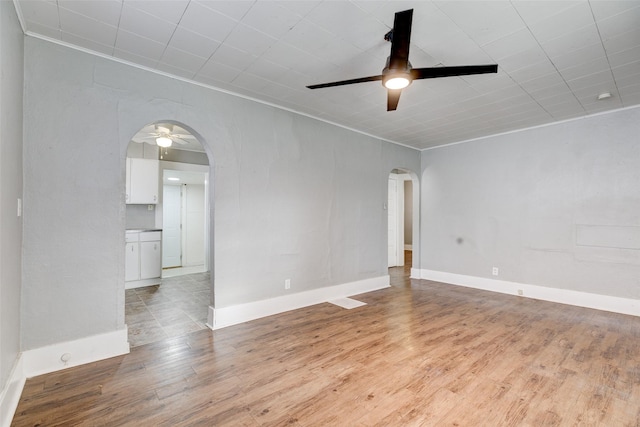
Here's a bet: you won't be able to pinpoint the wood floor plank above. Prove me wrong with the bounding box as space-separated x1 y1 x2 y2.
12 254 640 426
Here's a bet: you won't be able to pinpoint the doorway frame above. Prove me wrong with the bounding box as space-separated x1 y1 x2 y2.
160 165 210 274
387 168 420 277
123 119 215 333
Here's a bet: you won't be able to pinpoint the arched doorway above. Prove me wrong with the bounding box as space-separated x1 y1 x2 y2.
388 168 419 278
124 121 213 347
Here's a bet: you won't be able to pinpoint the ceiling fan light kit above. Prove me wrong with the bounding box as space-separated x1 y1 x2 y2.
383 76 411 90
155 136 172 147
307 9 498 111
382 58 413 89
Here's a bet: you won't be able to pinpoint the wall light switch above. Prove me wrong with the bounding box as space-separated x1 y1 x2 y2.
17 198 22 217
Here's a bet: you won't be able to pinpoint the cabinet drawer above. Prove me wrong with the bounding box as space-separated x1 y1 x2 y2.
139 231 161 241
125 232 139 243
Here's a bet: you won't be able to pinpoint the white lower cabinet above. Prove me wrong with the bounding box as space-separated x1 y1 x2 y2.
140 241 162 279
125 242 140 282
125 230 162 289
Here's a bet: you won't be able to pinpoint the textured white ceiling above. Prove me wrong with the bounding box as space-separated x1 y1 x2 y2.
14 0 640 150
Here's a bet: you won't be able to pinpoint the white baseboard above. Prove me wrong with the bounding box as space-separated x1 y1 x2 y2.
1 328 130 426
404 244 413 250
410 268 421 279
125 278 161 290
21 327 130 378
0 355 25 427
208 275 390 330
419 269 640 317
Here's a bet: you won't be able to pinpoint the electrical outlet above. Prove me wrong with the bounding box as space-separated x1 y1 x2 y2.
492 267 499 276
517 289 523 296
285 279 291 290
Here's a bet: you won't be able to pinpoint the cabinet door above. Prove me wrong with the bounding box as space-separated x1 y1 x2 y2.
140 241 162 279
129 158 159 204
125 242 140 281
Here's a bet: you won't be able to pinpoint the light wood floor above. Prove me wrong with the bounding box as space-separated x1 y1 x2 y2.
13 255 640 426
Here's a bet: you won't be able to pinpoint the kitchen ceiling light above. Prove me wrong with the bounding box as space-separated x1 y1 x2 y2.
597 92 612 100
156 136 172 147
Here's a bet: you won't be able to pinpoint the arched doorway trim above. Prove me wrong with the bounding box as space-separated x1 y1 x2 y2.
123 119 216 340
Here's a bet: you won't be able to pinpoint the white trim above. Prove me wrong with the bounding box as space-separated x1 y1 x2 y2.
410 268 421 280
404 244 413 250
0 355 25 427
419 269 640 317
1 328 130 425
11 0 27 34
420 104 640 152
125 278 161 290
21 328 130 378
208 276 390 330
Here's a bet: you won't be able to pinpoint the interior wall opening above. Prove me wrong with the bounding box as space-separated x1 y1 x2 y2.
124 121 212 347
388 169 419 276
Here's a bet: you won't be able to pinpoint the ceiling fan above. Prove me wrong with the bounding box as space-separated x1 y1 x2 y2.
307 9 498 111
131 124 196 148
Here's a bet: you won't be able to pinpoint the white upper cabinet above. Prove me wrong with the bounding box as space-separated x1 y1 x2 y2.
126 158 159 204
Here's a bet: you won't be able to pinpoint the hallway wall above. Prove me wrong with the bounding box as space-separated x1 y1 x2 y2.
0 0 24 403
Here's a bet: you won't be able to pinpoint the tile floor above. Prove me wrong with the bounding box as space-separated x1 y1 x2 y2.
125 271 211 347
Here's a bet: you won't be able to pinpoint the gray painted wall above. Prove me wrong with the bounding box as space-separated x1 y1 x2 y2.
161 149 209 165
125 205 157 230
421 106 640 298
22 38 419 350
0 1 24 389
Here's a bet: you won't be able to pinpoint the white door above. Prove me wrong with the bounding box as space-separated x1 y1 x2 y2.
182 184 205 266
162 185 182 268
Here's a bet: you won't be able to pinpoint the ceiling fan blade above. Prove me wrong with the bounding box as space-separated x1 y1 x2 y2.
307 75 383 89
387 89 402 111
132 139 155 145
137 136 157 142
171 137 191 145
171 134 196 140
411 64 498 80
388 9 413 71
